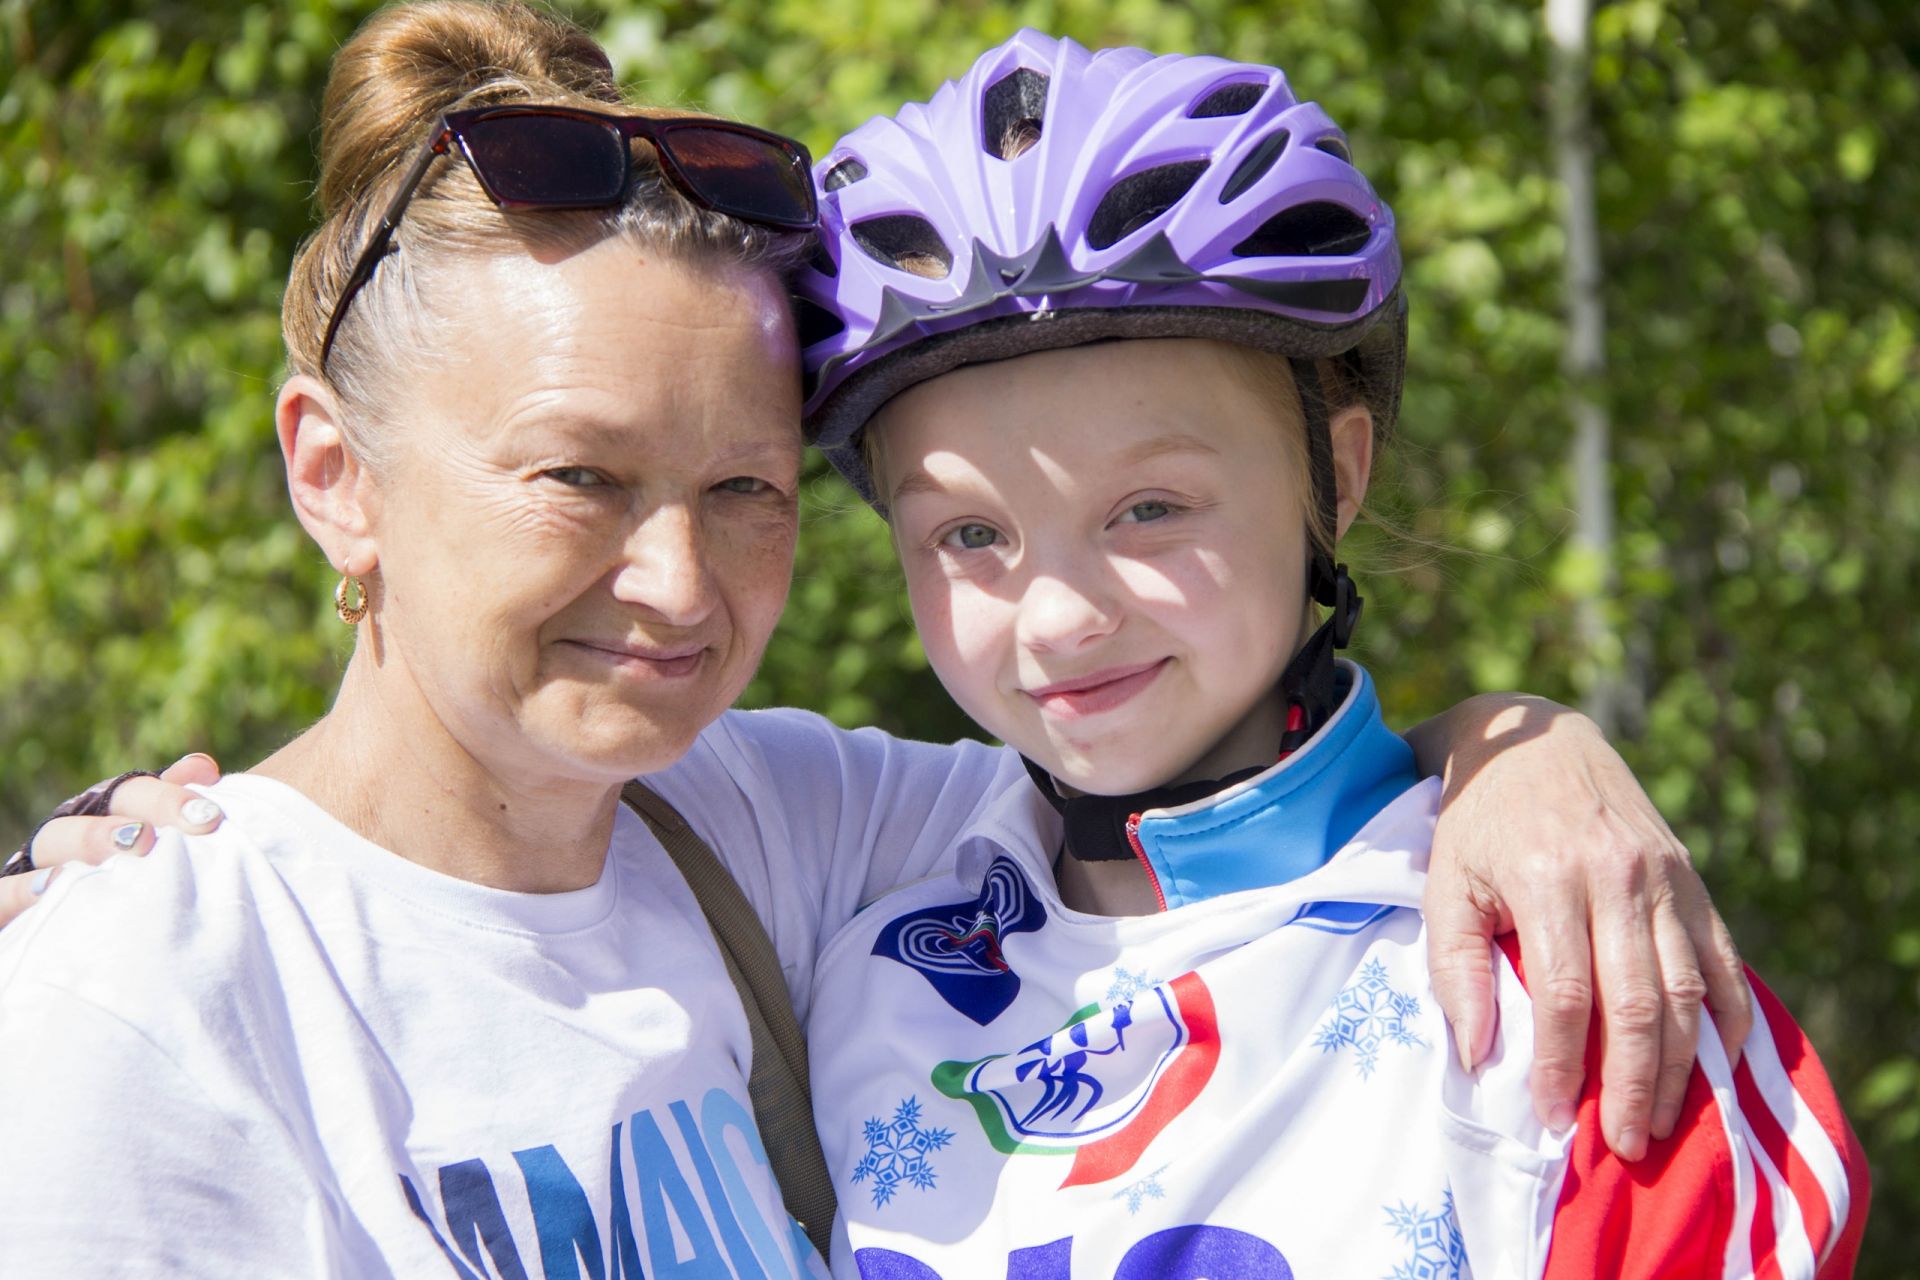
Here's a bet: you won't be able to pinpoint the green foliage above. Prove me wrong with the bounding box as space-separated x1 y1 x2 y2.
2 0 1915 1264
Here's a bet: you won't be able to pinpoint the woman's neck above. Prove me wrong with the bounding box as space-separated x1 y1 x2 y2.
252 653 621 893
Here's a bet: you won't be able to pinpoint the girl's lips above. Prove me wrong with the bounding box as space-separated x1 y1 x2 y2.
561 640 705 679
1023 658 1169 720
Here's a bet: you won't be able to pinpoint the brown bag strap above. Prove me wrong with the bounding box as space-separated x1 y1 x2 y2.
621 781 838 1263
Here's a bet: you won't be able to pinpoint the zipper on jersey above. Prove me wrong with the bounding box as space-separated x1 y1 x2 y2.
1126 813 1170 912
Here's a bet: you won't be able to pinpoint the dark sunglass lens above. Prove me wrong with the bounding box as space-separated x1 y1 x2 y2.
661 128 815 226
462 114 625 207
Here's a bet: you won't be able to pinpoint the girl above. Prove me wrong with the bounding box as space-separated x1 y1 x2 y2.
794 32 1866 1278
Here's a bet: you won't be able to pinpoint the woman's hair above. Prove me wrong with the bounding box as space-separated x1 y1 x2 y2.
282 0 810 469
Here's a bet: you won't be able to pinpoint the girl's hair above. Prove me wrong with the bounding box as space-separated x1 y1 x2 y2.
282 0 810 469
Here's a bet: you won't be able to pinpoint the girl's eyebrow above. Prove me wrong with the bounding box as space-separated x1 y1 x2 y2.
888 430 1221 503
1114 431 1222 467
889 466 949 503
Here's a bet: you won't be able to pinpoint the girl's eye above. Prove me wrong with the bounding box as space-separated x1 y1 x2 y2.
1119 499 1173 523
716 475 770 495
941 523 1001 550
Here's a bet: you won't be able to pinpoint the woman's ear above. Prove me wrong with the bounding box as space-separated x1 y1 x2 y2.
276 376 379 577
1329 402 1375 540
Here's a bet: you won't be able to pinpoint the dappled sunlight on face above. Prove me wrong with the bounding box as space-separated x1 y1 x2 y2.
361 240 803 791
877 339 1318 795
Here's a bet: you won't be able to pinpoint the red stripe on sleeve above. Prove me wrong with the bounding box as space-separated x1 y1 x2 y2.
1748 1141 1779 1280
1747 971 1869 1278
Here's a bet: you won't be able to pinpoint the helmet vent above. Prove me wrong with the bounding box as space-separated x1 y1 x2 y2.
1219 129 1290 203
1190 80 1267 118
1085 161 1209 251
851 215 954 279
804 233 838 279
1232 201 1371 258
1315 137 1352 163
823 157 870 192
983 68 1050 160
793 297 847 348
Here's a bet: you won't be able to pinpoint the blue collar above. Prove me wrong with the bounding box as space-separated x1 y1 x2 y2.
1130 663 1418 910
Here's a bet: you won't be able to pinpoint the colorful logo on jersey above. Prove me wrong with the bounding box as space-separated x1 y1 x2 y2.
931 971 1219 1189
873 857 1046 1026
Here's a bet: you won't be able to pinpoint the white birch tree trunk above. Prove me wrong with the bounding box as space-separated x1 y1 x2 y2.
1547 0 1622 733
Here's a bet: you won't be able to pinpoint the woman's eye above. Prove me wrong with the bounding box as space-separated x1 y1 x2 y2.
940 523 1001 550
544 467 609 488
1119 499 1173 523
716 475 770 495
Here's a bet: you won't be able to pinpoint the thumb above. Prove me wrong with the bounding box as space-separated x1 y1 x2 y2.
158 753 223 788
1424 884 1503 1072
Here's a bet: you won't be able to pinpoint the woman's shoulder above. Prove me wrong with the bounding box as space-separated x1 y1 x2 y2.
0 776 304 1017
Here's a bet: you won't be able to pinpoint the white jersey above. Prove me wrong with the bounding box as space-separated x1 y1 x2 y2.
806 667 1865 1279
0 709 1025 1278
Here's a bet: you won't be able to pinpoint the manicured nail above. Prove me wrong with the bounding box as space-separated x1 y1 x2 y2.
1451 1019 1474 1074
111 822 145 851
1547 1100 1576 1133
28 867 57 896
180 798 222 829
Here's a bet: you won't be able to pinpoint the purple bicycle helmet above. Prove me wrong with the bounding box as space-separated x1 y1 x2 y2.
796 28 1406 516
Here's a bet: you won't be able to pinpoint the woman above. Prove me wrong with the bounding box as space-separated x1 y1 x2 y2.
0 1 1748 1273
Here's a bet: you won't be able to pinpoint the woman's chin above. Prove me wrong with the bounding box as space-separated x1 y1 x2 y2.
528 690 716 782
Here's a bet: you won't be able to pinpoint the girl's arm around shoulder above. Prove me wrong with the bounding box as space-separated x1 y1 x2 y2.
1494 937 1869 1279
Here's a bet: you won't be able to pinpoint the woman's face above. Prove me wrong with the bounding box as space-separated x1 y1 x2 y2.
363 242 803 788
877 339 1320 796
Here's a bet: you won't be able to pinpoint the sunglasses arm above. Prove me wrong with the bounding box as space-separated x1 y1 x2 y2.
319 127 453 370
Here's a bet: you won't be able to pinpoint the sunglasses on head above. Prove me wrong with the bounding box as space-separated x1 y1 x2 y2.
320 104 818 369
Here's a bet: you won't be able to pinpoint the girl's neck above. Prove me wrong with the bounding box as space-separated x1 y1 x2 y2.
252 651 621 894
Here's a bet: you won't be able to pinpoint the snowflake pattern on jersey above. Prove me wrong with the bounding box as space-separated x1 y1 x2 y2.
1112 1166 1169 1215
1105 965 1153 1006
851 1096 954 1208
1313 957 1428 1078
1383 1190 1467 1280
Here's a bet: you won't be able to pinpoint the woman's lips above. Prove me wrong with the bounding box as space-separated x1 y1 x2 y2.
560 639 706 679
1023 658 1169 720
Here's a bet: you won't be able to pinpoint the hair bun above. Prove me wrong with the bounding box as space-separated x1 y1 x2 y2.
315 0 620 217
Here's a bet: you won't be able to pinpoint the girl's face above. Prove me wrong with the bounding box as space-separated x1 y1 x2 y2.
878 338 1357 796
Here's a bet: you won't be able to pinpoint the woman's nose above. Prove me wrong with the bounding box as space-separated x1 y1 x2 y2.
610 504 719 627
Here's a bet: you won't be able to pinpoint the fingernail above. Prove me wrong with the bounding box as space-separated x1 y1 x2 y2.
1617 1125 1647 1161
111 821 145 851
180 798 222 829
1451 1020 1475 1074
1547 1100 1577 1132
28 867 57 896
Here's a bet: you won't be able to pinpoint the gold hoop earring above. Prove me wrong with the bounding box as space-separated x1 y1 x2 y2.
334 575 369 626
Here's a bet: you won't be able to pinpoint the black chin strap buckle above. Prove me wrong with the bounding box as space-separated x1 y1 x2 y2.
1310 554 1363 651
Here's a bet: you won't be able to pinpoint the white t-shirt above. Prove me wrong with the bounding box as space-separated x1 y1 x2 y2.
805 673 1863 1279
0 709 1023 1278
